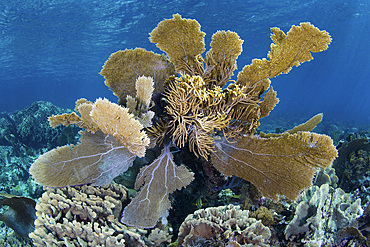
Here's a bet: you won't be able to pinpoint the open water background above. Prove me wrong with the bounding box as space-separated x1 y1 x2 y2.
0 0 368 125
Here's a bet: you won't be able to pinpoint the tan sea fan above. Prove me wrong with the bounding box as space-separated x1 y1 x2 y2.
100 48 175 105
212 131 338 201
149 13 206 73
236 22 332 88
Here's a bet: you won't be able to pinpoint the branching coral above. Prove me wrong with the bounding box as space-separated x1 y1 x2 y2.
29 13 337 229
29 183 172 246
29 183 129 246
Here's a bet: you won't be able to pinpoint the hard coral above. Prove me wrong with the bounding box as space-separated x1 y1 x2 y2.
177 204 271 247
29 183 129 246
29 183 172 247
285 183 362 245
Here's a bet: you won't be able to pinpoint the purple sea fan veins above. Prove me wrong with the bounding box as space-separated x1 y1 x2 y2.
121 144 194 228
29 130 137 187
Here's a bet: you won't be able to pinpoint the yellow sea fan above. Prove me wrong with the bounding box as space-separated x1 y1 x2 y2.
285 113 323 134
205 30 244 86
74 98 93 112
48 98 99 132
207 30 243 64
260 113 324 138
125 95 137 114
76 101 99 133
212 131 338 201
121 145 194 228
237 22 331 88
29 130 136 187
100 48 174 105
259 86 279 118
90 98 149 157
149 14 206 73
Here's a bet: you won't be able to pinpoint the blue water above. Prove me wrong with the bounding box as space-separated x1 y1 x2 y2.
0 0 369 125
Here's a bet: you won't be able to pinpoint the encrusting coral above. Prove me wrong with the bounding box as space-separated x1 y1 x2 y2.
29 13 337 229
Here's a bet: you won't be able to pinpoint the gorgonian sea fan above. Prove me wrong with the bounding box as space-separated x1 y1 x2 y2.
30 14 336 229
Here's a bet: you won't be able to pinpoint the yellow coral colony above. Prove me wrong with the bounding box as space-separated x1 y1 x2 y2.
30 13 337 229
148 14 336 201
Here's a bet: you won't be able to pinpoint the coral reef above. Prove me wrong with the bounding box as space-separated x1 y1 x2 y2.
285 183 363 245
333 136 370 203
356 201 370 245
29 183 171 247
0 235 33 247
0 101 82 244
0 101 79 196
177 204 271 246
29 14 336 230
0 101 78 150
0 145 41 197
329 200 370 245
